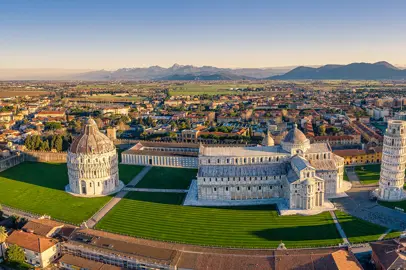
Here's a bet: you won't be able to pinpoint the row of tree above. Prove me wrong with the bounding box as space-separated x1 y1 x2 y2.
24 134 73 152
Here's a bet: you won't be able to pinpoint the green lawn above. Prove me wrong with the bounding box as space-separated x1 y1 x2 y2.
335 211 390 244
355 164 381 185
0 162 144 224
0 162 110 224
96 191 342 248
343 170 349 181
135 167 197 189
384 230 403 239
118 164 144 184
379 200 406 212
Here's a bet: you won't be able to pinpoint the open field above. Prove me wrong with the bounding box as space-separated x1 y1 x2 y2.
96 191 342 248
0 162 110 224
355 164 380 185
335 211 390 244
135 167 197 189
118 164 144 184
168 83 264 96
0 91 51 97
0 162 144 224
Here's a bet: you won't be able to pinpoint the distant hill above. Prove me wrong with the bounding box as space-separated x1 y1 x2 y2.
158 72 254 81
66 64 290 81
269 61 406 80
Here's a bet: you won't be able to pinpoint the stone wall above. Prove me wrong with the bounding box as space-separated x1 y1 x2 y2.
23 150 67 163
0 154 24 173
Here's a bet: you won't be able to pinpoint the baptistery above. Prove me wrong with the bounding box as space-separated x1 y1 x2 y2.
66 117 122 197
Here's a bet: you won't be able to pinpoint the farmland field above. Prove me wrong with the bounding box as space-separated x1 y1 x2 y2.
96 191 342 248
135 167 197 189
168 83 264 96
0 91 50 97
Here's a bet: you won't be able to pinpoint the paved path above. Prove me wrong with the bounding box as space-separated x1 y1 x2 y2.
123 187 188 193
329 210 350 245
333 181 406 231
378 228 392 240
86 166 152 228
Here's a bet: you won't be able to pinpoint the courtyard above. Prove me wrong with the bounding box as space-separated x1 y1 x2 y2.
0 162 143 224
134 167 197 189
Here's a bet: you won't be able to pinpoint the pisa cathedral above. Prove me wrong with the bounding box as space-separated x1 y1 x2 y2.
197 124 347 210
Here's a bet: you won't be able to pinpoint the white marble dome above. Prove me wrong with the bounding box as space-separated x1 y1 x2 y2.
281 124 310 154
66 118 123 197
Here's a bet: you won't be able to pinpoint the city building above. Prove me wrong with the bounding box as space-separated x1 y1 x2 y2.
370 237 406 270
334 147 382 165
66 118 123 197
377 119 406 201
122 141 199 168
5 230 61 268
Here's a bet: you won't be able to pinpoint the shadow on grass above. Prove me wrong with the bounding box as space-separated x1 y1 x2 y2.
253 223 341 242
0 161 68 191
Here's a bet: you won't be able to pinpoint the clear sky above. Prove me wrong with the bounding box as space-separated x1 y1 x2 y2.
1 0 405 69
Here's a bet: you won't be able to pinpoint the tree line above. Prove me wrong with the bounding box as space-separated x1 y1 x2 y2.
24 134 73 152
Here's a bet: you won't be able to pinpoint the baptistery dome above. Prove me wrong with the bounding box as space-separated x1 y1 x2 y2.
66 117 123 197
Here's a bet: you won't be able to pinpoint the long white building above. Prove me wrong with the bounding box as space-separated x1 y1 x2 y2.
377 119 406 201
197 124 346 210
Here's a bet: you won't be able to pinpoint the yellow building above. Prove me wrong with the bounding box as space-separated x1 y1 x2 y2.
333 147 382 165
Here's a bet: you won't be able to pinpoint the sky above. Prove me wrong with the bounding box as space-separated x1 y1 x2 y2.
1 0 406 70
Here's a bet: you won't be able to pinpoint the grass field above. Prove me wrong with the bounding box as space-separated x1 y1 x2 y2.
135 167 197 189
379 200 406 212
0 162 144 224
96 191 342 248
0 162 110 224
335 211 390 244
355 164 381 185
118 164 144 184
168 83 263 96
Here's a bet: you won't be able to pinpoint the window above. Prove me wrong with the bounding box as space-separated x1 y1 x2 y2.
259 186 261 190
90 182 92 187
226 187 229 191
248 186 251 190
98 182 100 187
237 187 240 191
214 188 217 191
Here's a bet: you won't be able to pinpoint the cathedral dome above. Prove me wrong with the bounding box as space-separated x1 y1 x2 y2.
262 130 275 146
282 124 307 144
69 118 115 155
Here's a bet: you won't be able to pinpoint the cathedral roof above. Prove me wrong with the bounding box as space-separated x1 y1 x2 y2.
282 124 308 144
69 118 115 155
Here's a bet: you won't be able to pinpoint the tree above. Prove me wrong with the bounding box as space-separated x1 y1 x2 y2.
24 135 32 150
0 226 7 258
5 244 25 264
318 125 326 136
54 135 63 152
45 121 62 131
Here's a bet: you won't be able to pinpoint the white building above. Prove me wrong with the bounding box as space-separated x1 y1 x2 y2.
197 124 346 210
5 230 60 268
66 118 123 197
377 119 406 201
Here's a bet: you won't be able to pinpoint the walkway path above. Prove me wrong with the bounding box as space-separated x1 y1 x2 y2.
123 187 188 193
85 166 152 228
378 228 392 240
329 210 350 245
333 181 406 231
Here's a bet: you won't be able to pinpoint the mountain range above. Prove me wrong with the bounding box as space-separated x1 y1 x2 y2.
66 64 290 81
269 61 406 80
67 61 406 81
2 61 406 81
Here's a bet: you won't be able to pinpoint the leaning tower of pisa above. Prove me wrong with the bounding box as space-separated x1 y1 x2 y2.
378 119 406 201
